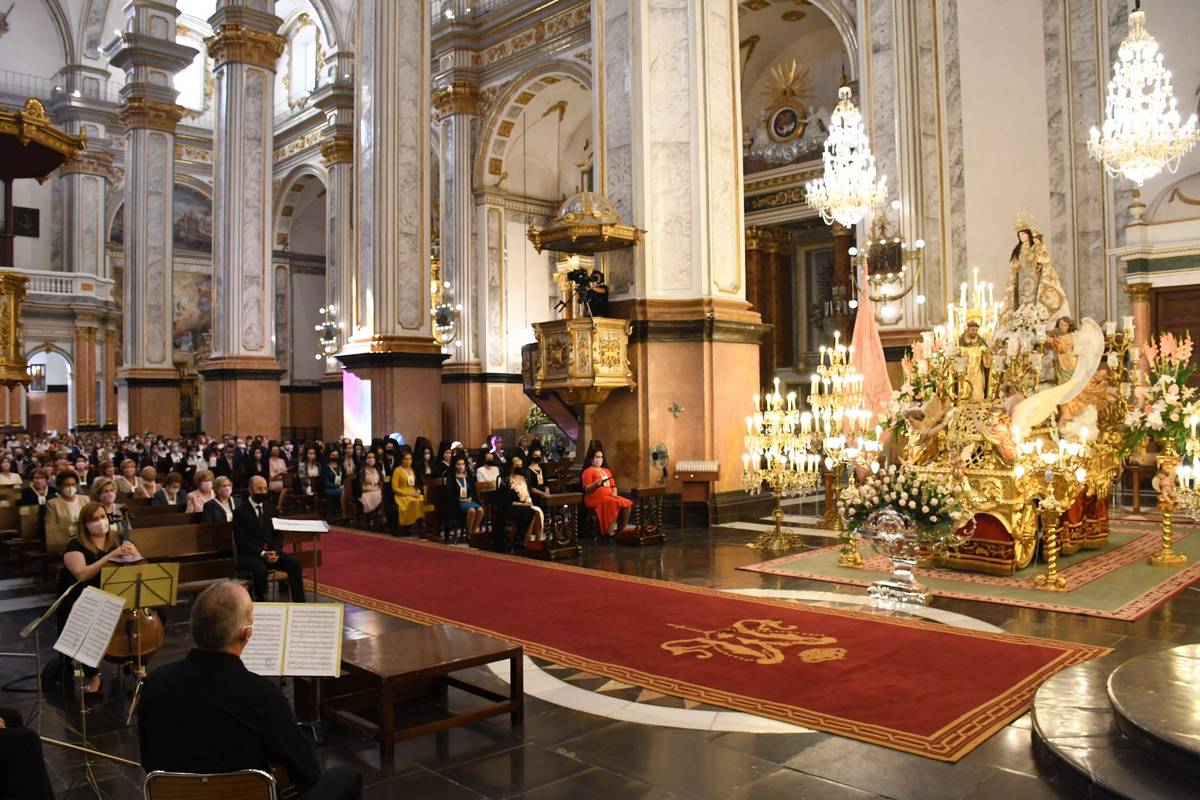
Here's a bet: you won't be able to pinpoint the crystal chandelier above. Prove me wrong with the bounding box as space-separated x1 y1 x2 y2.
805 86 888 228
1087 1 1199 186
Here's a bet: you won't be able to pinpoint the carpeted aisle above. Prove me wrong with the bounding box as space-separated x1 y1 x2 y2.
312 530 1107 761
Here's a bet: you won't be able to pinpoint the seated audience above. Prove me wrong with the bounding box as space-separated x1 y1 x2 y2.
390 450 427 530
90 460 117 494
582 446 633 538
268 445 289 494
138 581 361 800
497 454 543 550
475 453 501 488
233 475 304 602
18 468 56 507
115 458 140 499
445 455 484 538
45 470 88 551
155 471 185 506
0 456 22 487
357 452 384 528
186 470 217 513
322 450 345 516
133 466 160 500
297 446 322 499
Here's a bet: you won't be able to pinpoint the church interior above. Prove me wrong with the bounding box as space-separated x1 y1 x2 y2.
2 0 1200 797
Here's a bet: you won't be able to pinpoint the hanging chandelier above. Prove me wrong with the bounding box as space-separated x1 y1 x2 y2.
805 86 887 228
1087 1 1198 186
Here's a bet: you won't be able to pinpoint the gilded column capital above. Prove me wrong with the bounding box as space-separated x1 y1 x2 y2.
117 97 185 134
744 226 792 254
58 150 115 179
1123 282 1152 303
320 134 354 167
205 24 286 71
433 81 481 121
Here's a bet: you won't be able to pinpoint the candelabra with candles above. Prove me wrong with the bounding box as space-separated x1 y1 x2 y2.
314 304 343 368
947 267 1001 342
430 244 463 351
742 378 820 550
1012 428 1091 590
1085 317 1140 511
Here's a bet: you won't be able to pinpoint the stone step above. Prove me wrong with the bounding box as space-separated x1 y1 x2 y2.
1030 653 1197 799
1107 643 1200 777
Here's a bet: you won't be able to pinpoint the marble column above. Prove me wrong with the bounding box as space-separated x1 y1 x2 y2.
57 149 114 277
437 82 487 444
341 0 444 441
591 0 766 508
103 328 116 428
312 77 354 440
1125 282 1152 369
73 320 99 429
105 0 196 438
198 0 286 439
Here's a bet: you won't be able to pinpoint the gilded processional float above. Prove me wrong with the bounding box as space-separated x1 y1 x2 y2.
855 213 1144 583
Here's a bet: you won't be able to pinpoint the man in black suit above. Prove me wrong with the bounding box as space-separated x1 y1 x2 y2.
213 443 241 482
233 476 305 602
138 581 361 800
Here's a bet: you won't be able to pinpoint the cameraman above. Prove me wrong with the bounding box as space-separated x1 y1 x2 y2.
585 269 610 317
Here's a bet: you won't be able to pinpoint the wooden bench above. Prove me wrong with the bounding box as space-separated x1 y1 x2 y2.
618 486 667 547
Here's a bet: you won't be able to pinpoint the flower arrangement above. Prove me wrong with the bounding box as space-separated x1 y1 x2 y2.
1123 332 1197 454
1007 302 1052 335
838 464 965 541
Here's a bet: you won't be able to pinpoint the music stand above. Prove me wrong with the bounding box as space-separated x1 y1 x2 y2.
100 563 178 724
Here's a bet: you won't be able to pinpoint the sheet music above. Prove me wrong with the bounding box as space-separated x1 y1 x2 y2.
240 603 342 677
271 518 330 533
282 605 343 677
240 603 287 676
53 587 127 669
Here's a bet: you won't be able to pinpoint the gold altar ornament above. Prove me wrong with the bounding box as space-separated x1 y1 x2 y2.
0 98 86 181
0 272 29 386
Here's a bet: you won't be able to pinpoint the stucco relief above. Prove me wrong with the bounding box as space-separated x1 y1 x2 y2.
240 69 266 352
651 141 693 293
704 0 741 296
145 132 168 365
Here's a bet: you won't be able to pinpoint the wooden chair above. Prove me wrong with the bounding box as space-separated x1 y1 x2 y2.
143 769 279 800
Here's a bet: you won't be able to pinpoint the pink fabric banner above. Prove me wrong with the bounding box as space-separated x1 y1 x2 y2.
851 263 894 424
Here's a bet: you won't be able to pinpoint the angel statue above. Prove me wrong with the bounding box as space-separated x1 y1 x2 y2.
999 213 1069 331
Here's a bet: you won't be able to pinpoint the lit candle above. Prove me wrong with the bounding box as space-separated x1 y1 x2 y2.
746 416 753 434
1104 320 1117 337
753 393 760 412
1122 315 1134 335
960 281 967 307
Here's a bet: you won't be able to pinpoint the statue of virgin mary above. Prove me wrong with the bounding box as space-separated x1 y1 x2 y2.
999 213 1069 330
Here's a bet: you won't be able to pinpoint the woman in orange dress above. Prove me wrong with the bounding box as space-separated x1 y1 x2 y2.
582 448 632 537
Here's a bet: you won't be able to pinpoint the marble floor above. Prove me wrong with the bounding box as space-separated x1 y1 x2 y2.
3 522 1197 800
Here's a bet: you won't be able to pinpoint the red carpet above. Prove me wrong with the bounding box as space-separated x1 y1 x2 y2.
313 531 1107 761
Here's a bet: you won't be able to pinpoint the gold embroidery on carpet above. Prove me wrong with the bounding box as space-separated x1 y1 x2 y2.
661 619 846 665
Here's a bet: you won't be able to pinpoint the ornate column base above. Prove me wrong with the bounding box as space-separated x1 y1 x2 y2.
116 368 181 438
319 371 344 442
337 345 448 442
197 357 284 439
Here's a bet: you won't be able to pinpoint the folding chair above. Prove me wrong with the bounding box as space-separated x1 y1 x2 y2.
143 769 279 800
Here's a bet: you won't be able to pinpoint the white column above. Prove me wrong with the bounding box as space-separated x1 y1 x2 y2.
436 84 480 363
205 0 285 366
350 0 433 348
105 0 195 437
312 76 355 362
594 0 745 303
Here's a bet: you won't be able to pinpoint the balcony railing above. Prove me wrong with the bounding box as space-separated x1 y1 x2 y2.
17 269 117 302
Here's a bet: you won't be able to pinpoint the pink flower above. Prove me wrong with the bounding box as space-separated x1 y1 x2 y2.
1144 341 1159 363
1179 335 1194 365
1161 332 1177 362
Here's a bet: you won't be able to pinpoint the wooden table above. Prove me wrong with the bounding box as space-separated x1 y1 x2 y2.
318 625 523 761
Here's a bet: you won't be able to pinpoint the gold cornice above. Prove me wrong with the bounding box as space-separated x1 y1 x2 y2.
58 150 114 178
433 80 481 120
1124 282 1152 303
116 97 185 134
320 133 353 166
205 24 287 71
744 225 793 254
0 98 87 177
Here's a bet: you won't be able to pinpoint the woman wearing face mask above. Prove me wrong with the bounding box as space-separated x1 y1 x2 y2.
244 445 269 487
582 446 632 539
497 454 543 551
267 446 288 495
156 472 185 507
132 466 160 500
0 456 21 487
445 456 484 539
44 471 88 552
390 450 429 530
92 478 131 536
357 453 384 529
297 446 322 498
322 450 345 519
201 476 238 523
526 447 550 513
58 502 141 693
114 459 140 500
186 470 217 514
475 454 501 488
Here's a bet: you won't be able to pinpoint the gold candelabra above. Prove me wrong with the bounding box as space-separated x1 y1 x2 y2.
1012 429 1091 590
742 378 820 550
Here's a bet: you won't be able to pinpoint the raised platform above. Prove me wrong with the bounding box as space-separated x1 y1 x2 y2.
1032 644 1200 798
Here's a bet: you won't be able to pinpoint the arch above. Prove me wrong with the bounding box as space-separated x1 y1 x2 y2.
1146 169 1200 224
79 0 113 59
174 172 213 199
305 0 344 52
40 0 77 65
24 341 75 369
473 60 593 190
808 0 858 78
273 163 329 251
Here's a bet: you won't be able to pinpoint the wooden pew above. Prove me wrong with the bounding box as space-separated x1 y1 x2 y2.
618 486 667 546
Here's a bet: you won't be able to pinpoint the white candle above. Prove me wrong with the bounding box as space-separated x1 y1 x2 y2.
1104 321 1117 336
1122 315 1134 334
960 281 967 307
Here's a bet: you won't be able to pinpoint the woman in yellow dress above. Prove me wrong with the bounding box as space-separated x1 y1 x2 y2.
390 450 429 528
